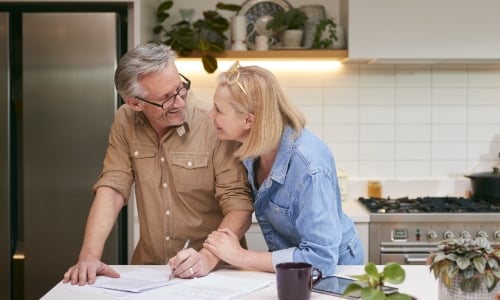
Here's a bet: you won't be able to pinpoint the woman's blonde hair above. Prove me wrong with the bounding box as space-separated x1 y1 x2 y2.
217 62 305 159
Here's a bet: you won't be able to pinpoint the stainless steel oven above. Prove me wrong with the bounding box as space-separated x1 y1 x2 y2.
359 197 500 265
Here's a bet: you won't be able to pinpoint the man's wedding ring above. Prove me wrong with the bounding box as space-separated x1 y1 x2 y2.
189 267 194 275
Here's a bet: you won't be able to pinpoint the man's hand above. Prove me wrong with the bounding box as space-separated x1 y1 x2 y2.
168 247 218 278
63 255 120 285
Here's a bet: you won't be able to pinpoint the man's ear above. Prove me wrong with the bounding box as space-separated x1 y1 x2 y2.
125 97 144 111
244 113 255 129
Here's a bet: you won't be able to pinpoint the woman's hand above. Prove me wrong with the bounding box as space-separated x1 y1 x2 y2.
203 228 244 265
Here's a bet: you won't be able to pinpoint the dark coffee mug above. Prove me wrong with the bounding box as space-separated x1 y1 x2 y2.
276 262 323 300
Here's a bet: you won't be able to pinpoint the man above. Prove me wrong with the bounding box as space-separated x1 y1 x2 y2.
63 42 253 285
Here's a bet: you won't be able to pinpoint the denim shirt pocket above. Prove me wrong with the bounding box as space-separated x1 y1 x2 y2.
266 200 296 239
130 144 157 181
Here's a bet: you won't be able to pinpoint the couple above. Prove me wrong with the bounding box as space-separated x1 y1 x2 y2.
63 42 363 285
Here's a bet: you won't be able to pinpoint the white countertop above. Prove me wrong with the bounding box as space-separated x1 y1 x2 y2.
41 265 438 300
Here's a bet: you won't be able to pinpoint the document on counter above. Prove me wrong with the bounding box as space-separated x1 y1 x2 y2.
91 268 179 293
162 273 274 300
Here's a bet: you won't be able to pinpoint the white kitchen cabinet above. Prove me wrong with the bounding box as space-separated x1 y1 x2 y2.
348 0 500 62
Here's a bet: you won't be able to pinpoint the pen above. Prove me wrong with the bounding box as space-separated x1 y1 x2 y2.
169 239 191 280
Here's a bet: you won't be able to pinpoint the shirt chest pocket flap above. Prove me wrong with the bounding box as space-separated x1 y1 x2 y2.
172 155 208 170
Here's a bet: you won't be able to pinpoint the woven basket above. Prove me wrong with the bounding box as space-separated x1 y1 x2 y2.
438 277 500 300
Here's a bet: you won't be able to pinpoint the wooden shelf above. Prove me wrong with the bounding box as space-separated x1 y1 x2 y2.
181 49 348 60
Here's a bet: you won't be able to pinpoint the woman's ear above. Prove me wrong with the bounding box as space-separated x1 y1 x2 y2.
125 97 144 111
244 113 255 129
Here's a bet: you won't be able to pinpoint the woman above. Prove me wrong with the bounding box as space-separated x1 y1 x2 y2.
204 62 363 275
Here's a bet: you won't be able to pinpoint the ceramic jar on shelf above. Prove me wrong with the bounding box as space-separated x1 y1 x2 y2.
298 4 326 49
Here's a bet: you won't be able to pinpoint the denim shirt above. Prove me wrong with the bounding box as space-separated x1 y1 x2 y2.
243 126 363 275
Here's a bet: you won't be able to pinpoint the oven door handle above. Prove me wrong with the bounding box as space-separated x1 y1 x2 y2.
405 255 428 264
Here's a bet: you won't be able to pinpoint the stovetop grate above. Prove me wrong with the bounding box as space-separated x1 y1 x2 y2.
358 196 500 213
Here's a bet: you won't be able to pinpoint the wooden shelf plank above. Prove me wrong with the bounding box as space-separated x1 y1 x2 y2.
180 50 348 60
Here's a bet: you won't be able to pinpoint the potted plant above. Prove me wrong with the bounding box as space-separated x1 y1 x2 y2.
311 18 337 49
265 7 308 48
153 1 241 73
427 237 500 300
342 262 414 300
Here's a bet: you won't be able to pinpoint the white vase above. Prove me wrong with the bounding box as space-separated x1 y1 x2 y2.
280 29 303 48
438 278 500 300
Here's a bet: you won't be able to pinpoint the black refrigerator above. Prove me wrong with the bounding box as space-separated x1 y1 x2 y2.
0 3 128 299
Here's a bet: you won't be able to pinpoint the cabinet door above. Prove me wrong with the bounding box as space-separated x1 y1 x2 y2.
348 0 500 61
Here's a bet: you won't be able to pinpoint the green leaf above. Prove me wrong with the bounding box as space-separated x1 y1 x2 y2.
202 55 218 73
216 2 241 12
387 293 412 300
342 283 363 296
360 287 386 300
383 263 406 284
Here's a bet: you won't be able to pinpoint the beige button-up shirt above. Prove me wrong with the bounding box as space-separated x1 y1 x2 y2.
93 93 253 264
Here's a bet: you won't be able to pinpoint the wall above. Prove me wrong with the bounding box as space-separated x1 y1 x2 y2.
187 63 500 179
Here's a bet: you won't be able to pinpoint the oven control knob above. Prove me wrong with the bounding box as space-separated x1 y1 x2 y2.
443 231 455 239
494 231 500 241
460 231 471 239
476 231 488 238
426 230 438 240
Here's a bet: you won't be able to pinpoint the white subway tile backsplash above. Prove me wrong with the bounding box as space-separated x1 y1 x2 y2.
359 142 395 160
396 65 431 87
324 87 359 105
395 124 431 142
432 143 467 160
432 106 467 123
395 143 431 160
467 126 500 142
323 124 359 142
468 88 500 106
359 88 396 105
468 65 500 87
395 87 432 106
190 62 500 179
360 124 394 142
467 106 500 124
360 107 396 123
431 88 467 106
324 106 359 123
431 65 468 87
395 106 431 123
360 65 396 87
432 125 467 142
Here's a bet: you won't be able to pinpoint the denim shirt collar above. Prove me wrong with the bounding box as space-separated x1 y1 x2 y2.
243 125 296 190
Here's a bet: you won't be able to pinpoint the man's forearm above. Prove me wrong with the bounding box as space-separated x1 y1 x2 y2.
79 187 126 259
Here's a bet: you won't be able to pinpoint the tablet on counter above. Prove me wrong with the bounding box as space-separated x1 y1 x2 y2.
312 275 399 299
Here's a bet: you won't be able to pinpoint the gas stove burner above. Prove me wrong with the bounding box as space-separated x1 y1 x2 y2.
358 196 500 213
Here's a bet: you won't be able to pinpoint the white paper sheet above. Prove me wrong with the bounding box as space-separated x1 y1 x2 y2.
162 273 274 300
92 268 180 293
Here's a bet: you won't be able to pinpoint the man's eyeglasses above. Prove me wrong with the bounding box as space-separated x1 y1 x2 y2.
135 73 191 110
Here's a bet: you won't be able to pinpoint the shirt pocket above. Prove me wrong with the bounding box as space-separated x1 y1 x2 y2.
171 152 210 190
130 145 157 181
266 200 296 239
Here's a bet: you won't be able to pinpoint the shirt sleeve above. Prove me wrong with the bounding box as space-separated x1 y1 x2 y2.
212 140 254 215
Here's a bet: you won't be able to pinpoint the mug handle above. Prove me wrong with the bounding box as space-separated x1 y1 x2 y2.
312 267 323 285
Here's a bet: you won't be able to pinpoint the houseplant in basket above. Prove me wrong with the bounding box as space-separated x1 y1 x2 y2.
153 1 241 73
342 262 414 300
265 7 308 48
426 236 500 300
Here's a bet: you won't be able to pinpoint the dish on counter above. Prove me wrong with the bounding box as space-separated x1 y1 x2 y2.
237 0 292 49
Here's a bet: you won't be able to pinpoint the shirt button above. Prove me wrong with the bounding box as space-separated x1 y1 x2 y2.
187 161 192 167
160 157 165 162
165 236 170 241
162 182 167 188
165 210 170 216
134 150 139 156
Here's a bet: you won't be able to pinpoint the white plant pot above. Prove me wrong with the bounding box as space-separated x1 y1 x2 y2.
280 29 303 48
438 278 500 300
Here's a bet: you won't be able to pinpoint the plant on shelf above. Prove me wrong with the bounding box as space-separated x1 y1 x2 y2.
426 237 500 297
153 1 241 73
265 7 308 48
342 262 414 300
311 18 337 49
